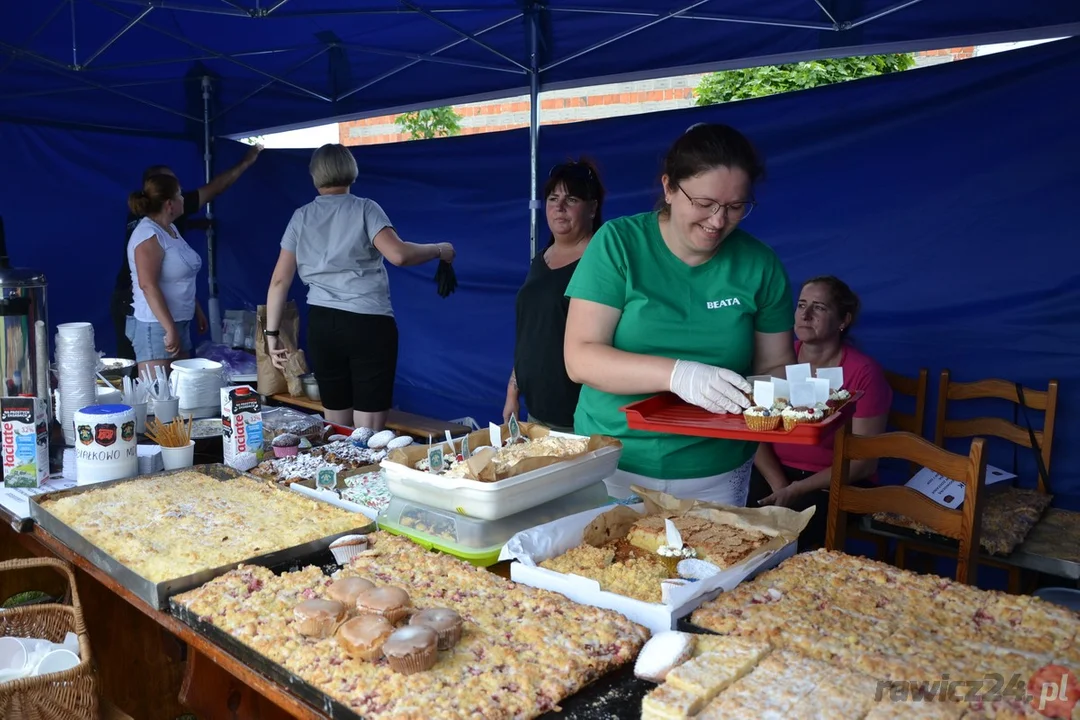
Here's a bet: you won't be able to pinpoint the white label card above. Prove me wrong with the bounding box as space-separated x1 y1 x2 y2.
785 363 812 384
772 378 790 401
427 445 445 474
809 378 831 404
816 367 844 391
488 422 502 449
789 381 816 407
905 464 1016 508
753 380 775 408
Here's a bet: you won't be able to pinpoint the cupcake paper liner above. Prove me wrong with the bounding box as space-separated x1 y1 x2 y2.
274 445 300 458
409 610 463 650
329 534 370 565
782 416 823 432
296 615 339 639
385 642 437 676
365 606 410 625
432 623 462 651
744 414 780 432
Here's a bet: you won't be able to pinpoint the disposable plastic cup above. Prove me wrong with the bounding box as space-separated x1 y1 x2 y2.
160 441 195 470
0 637 27 671
56 323 94 338
132 403 148 434
153 398 180 423
32 649 80 676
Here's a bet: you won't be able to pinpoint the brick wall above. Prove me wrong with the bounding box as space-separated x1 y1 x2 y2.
339 48 974 146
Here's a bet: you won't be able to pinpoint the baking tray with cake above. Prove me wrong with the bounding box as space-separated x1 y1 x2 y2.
170 591 652 720
621 390 862 445
168 532 652 720
29 464 375 609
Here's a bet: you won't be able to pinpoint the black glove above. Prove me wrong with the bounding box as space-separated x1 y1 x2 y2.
435 260 457 298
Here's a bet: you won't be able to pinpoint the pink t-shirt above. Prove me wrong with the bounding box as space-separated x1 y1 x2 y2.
773 341 893 475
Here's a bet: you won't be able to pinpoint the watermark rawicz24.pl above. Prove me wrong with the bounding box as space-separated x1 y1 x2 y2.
875 665 1077 718
876 673 1031 703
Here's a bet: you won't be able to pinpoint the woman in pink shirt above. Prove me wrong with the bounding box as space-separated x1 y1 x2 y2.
748 276 892 549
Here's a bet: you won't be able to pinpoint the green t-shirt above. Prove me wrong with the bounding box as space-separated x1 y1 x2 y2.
565 211 793 479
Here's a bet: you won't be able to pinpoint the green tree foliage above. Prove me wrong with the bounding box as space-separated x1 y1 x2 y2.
395 106 463 140
694 54 916 105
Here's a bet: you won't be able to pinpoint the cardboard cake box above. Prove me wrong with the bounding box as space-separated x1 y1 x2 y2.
501 486 812 633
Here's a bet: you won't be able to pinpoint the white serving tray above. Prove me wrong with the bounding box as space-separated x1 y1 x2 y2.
380 431 622 520
501 503 796 634
290 483 380 521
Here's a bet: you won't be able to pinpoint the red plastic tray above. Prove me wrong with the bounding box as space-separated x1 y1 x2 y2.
621 392 862 445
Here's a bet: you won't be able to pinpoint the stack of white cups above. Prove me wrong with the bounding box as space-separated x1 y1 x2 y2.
54 322 99 446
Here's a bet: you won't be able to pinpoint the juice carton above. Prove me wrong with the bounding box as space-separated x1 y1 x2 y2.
221 385 264 469
1 396 48 488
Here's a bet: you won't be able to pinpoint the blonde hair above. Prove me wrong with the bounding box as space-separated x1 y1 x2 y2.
309 144 358 188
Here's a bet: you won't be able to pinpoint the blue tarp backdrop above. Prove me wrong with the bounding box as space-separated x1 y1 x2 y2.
2 37 1078 507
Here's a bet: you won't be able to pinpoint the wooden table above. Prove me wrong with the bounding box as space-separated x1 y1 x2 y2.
0 504 514 720
266 393 473 439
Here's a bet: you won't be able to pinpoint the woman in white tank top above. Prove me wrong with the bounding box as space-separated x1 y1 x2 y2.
126 174 206 373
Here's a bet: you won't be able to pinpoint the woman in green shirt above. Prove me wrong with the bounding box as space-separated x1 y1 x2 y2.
564 124 796 505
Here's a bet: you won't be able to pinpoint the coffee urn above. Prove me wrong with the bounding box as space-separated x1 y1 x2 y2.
0 217 52 420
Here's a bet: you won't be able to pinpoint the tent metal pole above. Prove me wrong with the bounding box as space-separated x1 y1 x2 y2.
69 0 78 66
528 7 540 260
202 75 222 344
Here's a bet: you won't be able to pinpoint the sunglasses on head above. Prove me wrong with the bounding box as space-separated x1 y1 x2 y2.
549 161 595 183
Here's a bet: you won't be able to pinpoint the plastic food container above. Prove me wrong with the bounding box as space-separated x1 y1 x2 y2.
381 432 622 520
377 482 611 566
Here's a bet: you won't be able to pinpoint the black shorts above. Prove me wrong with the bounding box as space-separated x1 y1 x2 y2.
306 306 398 412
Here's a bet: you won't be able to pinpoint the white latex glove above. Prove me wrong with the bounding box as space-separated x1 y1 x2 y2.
669 359 752 414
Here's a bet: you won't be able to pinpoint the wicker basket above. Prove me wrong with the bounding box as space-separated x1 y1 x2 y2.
0 557 99 719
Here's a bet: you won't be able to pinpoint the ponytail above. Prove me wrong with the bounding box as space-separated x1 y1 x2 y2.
129 174 180 217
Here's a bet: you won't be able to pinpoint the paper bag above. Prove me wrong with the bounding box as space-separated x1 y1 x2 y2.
284 349 310 397
256 302 302 397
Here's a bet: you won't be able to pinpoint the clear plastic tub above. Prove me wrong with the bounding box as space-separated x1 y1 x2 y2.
377 482 611 565
381 432 622 520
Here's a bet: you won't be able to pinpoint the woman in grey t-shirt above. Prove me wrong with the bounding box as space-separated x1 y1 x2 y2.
264 143 455 431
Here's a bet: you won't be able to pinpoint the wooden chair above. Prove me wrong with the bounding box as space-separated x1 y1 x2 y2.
934 370 1058 494
884 368 929 438
884 368 929 477
893 371 1061 591
827 422 987 584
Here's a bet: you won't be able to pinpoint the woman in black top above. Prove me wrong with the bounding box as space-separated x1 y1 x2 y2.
503 160 606 432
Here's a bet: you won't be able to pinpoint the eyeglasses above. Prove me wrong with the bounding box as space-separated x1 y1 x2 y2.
676 184 756 220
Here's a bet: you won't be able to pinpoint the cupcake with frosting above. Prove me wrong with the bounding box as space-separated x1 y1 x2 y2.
409 608 463 650
827 388 852 413
383 626 439 675
781 405 825 431
294 599 346 638
337 615 394 661
743 405 780 432
657 543 697 576
656 518 697 576
272 433 301 458
327 577 375 607
355 586 411 624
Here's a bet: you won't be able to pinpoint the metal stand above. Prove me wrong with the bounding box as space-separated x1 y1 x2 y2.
201 75 222 344
527 6 541 260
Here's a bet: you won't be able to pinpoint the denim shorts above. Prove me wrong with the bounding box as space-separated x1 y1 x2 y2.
125 316 192 362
